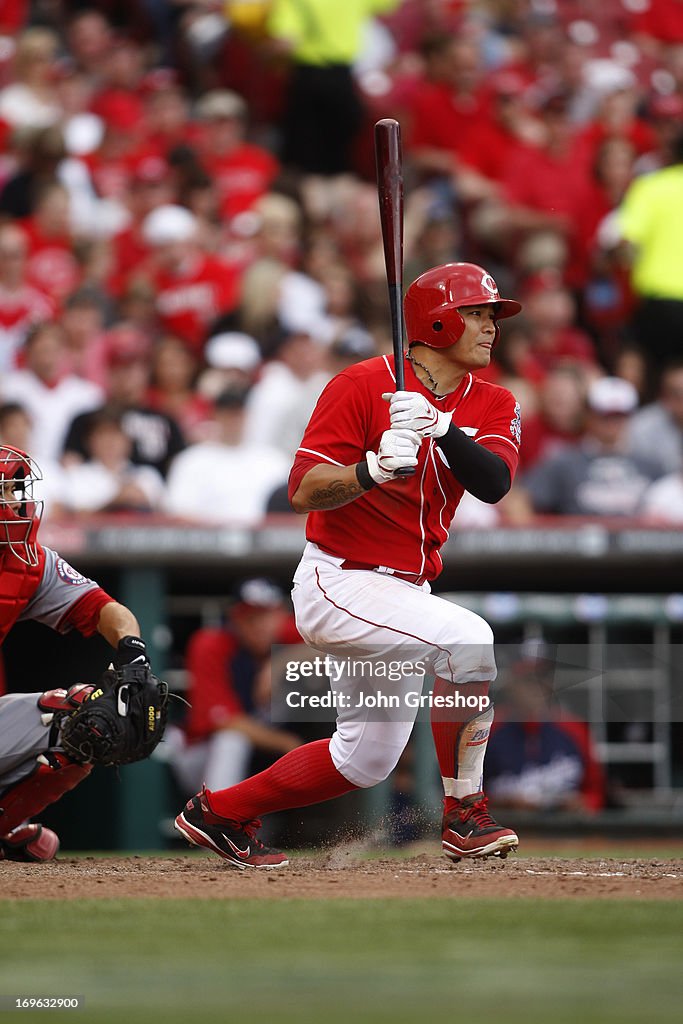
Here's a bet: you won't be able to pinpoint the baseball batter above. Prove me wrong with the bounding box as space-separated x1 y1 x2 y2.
176 262 523 868
0 445 155 862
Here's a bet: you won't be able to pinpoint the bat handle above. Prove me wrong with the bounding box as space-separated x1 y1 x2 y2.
393 355 414 475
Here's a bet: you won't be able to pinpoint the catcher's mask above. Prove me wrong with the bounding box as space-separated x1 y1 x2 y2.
403 262 522 350
0 445 43 567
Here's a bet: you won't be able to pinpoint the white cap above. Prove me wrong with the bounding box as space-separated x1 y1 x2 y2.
235 578 284 609
195 89 247 121
63 113 104 156
587 377 639 415
204 332 262 372
583 59 636 98
142 205 198 245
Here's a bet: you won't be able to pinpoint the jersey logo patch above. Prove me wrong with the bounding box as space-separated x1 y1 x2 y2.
510 402 521 445
56 558 92 586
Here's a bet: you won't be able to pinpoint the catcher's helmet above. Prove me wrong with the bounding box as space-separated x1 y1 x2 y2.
0 446 43 567
404 262 522 349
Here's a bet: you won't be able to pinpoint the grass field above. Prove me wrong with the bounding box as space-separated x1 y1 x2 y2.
1 896 682 1024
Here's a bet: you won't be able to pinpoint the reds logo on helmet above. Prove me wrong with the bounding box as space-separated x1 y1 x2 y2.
404 262 522 350
0 446 43 567
480 272 498 298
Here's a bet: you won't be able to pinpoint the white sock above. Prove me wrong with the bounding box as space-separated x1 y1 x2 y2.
442 778 475 799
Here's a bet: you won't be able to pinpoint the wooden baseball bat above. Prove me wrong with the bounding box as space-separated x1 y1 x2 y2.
375 117 406 392
375 117 414 476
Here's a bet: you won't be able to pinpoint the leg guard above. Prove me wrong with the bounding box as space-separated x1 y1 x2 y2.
436 700 495 800
0 749 92 836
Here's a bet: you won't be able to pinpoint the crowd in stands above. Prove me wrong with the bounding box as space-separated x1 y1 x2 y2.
1 0 683 527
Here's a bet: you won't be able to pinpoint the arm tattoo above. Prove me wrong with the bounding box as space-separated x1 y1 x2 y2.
307 478 365 510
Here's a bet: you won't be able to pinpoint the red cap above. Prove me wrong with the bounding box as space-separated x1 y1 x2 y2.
105 325 151 367
92 91 144 132
521 268 565 297
132 154 170 184
139 67 180 97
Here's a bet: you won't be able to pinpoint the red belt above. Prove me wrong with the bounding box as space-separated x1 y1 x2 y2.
340 560 429 587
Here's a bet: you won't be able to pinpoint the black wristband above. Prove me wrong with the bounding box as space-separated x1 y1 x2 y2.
115 635 149 668
355 460 376 491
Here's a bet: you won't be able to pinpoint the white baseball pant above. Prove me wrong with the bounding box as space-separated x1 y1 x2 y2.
291 543 496 788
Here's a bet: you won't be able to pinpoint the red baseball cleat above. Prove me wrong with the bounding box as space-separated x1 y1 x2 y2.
441 792 518 862
0 823 60 862
175 786 289 870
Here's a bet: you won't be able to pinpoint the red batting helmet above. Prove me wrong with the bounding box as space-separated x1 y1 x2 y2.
404 262 522 349
0 446 43 567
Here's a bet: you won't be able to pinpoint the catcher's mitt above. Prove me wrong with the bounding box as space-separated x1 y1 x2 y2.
59 665 169 767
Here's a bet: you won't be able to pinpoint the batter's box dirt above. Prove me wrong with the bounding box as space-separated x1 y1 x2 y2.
2 854 682 900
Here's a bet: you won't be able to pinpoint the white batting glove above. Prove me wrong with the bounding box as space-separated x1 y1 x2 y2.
382 391 452 438
366 428 420 484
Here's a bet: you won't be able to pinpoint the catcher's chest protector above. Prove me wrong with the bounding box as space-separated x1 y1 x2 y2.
0 546 45 643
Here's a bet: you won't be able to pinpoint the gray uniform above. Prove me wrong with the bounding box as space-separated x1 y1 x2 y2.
0 692 54 790
0 547 104 792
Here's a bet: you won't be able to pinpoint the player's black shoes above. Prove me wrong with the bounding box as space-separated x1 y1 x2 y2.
175 786 289 869
441 791 518 862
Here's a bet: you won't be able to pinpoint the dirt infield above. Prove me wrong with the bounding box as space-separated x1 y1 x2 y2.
3 849 682 900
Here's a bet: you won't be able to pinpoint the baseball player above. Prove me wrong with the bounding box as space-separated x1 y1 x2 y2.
175 262 523 869
0 445 157 862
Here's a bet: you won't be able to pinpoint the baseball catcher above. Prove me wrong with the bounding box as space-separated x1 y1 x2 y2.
0 446 168 862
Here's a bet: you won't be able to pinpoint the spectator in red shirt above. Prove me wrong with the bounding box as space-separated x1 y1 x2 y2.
407 34 498 202
578 137 637 353
636 93 683 173
195 89 280 225
0 0 28 34
139 204 240 354
90 35 146 114
109 154 176 296
140 68 198 159
629 0 683 46
518 367 587 471
463 69 544 186
576 70 655 166
660 40 683 100
503 10 571 96
20 181 80 303
515 270 599 383
169 578 303 797
83 91 147 204
0 221 54 371
498 91 592 243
